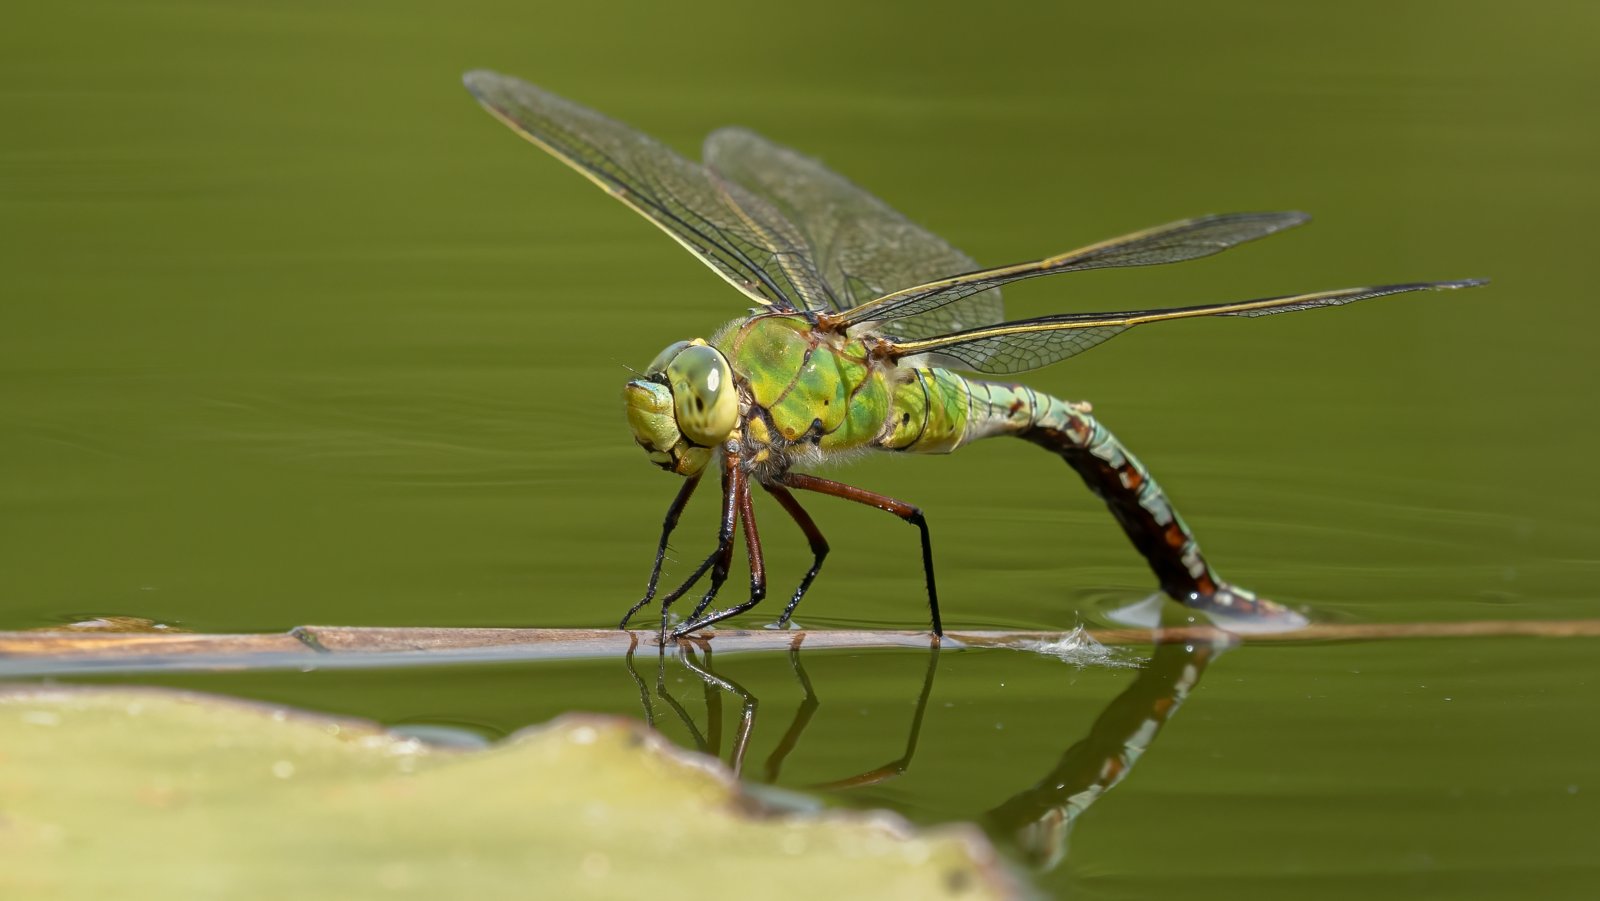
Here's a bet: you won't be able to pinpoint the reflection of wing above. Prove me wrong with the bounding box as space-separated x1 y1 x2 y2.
835 212 1311 333
891 280 1487 374
464 71 831 312
703 127 1003 334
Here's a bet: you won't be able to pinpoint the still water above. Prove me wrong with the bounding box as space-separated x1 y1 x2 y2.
3 0 1596 895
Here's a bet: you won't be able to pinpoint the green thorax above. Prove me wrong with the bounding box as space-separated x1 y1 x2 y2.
715 314 973 459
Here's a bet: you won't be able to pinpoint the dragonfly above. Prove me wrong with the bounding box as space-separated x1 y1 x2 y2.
463 70 1485 641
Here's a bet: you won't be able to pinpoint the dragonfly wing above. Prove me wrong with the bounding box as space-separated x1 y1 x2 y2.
704 127 1004 331
835 212 1312 332
890 280 1487 374
464 71 831 312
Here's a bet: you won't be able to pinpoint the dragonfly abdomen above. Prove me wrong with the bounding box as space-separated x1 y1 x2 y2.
875 367 972 454
961 378 1215 597
933 376 1300 623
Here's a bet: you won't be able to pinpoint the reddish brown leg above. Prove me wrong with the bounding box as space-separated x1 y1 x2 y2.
762 483 830 627
653 454 742 643
683 464 745 625
779 472 943 637
619 472 702 630
672 467 767 637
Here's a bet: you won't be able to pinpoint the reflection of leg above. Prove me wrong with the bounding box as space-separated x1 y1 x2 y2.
622 639 655 728
762 483 830 627
673 472 768 636
656 684 707 755
620 473 702 629
763 646 819 783
653 652 708 754
815 645 941 790
680 646 760 776
983 638 1220 870
698 646 722 756
780 472 943 636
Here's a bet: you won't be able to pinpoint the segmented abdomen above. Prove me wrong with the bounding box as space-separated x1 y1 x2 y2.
892 371 1217 599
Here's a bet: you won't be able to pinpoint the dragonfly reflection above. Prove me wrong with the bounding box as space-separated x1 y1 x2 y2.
625 637 1221 870
628 643 938 786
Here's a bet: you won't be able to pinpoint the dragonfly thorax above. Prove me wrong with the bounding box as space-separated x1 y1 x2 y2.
622 339 738 476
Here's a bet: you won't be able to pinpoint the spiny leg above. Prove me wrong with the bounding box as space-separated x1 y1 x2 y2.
672 470 767 637
762 482 831 627
679 456 747 628
683 477 741 625
780 472 943 637
655 454 743 642
619 472 702 630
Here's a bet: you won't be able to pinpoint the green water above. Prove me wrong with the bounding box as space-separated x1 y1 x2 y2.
3 0 1596 896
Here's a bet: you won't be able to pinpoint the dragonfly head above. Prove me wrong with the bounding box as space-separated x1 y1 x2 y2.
623 339 738 476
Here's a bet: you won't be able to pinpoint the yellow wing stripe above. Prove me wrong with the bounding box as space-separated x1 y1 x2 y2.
889 280 1487 369
831 211 1312 329
472 99 775 307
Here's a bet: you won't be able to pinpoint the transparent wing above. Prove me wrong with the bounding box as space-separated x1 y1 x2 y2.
890 280 1487 374
835 212 1312 332
703 127 1003 333
464 71 832 312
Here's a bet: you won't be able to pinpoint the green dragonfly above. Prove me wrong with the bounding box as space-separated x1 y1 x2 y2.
463 70 1484 640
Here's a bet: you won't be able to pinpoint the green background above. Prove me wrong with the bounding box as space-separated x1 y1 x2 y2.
3 1 1595 896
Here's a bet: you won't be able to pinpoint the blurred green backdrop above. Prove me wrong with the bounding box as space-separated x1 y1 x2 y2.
3 1 1595 633
2 2 1597 896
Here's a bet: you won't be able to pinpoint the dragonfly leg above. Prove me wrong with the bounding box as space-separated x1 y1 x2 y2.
653 457 742 642
679 457 748 628
619 472 702 630
761 482 831 627
671 471 768 637
683 530 737 625
778 472 944 637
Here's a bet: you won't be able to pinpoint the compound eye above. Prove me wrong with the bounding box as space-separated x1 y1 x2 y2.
644 340 693 378
666 344 737 446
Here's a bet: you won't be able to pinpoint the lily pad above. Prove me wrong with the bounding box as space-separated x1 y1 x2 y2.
0 686 1016 899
